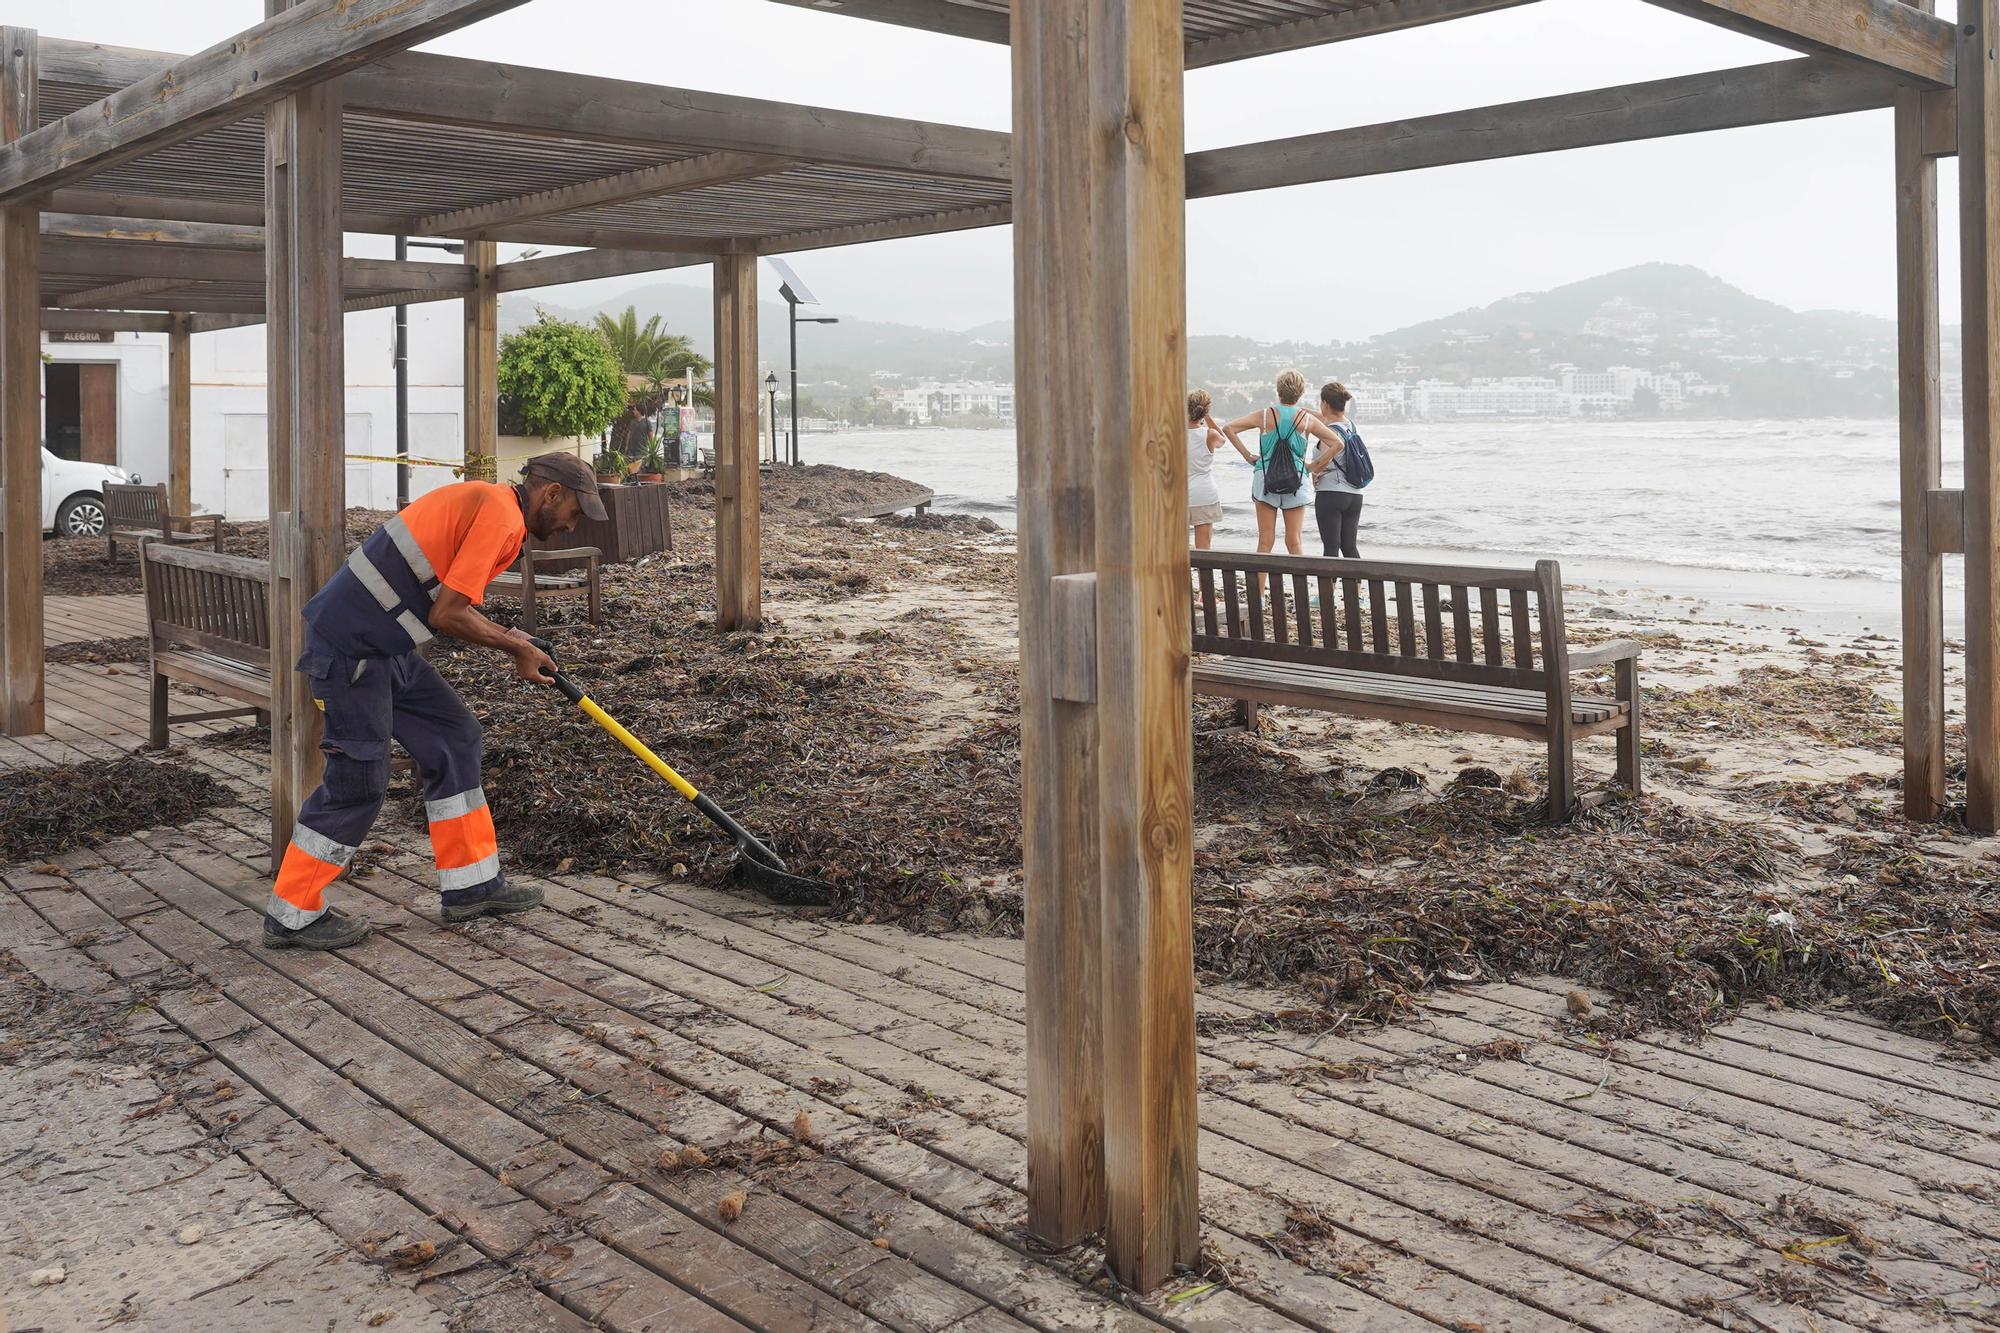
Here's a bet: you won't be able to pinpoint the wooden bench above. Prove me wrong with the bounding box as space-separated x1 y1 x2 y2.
107 482 221 563
487 544 602 633
140 541 272 748
1190 551 1641 818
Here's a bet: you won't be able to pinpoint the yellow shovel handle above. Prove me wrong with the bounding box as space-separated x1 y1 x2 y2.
576 695 700 802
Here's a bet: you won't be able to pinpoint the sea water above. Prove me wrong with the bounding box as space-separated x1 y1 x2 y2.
801 419 1958 636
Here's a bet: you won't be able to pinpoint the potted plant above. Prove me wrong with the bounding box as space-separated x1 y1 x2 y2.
637 440 665 484
492 315 627 483
592 447 627 485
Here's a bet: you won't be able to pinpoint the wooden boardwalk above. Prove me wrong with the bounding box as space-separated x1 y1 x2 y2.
2 598 1997 1331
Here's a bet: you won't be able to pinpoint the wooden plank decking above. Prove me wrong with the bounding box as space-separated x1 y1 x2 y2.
2 597 1997 1331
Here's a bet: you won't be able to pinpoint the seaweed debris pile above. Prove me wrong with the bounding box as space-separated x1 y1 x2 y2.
0 757 227 863
431 506 1026 935
1189 726 2000 1042
422 477 2000 1049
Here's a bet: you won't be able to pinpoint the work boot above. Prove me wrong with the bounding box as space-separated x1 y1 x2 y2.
260 907 371 951
441 878 544 924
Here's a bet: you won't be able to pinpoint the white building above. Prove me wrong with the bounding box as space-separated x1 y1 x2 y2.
41 299 469 521
893 380 1016 423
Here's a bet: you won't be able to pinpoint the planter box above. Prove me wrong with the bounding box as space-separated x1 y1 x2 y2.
526 480 673 570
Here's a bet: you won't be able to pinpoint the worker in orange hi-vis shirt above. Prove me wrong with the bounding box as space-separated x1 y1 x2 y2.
260 453 607 951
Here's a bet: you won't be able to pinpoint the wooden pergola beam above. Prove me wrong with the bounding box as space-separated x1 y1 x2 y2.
42 212 264 250
412 151 792 237
40 238 476 294
40 308 172 332
1185 0 1538 68
757 203 1012 255
39 38 1011 183
1186 57 1899 198
48 191 733 257
0 0 530 203
52 274 184 308
495 247 709 292
1638 0 1955 88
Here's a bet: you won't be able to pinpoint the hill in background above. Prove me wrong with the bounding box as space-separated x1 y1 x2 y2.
506 262 1926 418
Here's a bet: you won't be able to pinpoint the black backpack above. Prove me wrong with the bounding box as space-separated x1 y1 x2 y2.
1262 408 1304 497
1332 423 1375 489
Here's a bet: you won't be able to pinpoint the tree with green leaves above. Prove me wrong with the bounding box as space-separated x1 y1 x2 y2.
496 315 626 440
592 306 713 401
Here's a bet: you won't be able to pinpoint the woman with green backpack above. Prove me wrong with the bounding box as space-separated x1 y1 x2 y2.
1220 369 1344 561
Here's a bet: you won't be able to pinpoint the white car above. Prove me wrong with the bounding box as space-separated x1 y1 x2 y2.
41 448 138 538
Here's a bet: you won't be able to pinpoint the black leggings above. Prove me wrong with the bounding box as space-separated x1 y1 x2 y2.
1315 490 1363 558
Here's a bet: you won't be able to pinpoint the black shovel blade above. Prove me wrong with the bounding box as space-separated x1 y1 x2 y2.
729 853 834 907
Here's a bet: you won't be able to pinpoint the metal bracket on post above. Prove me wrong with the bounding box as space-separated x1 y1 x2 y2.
1050 573 1097 703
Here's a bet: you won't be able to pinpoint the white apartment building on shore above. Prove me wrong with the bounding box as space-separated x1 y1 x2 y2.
893 381 1016 423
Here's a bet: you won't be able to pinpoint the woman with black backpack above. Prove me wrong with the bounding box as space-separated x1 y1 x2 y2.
1219 370 1344 562
1311 381 1369 558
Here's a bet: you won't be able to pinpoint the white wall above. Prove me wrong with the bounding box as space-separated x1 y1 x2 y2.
40 296 468 520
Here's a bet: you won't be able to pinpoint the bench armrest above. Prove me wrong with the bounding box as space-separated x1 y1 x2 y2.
1568 639 1643 670
528 546 601 562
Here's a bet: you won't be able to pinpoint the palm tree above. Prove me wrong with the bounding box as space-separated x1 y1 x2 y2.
592 306 712 400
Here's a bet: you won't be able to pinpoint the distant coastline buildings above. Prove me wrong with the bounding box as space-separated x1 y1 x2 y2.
892 380 1017 424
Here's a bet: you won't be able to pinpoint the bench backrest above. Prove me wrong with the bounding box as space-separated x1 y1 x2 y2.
1191 550 1565 691
140 542 272 668
106 482 170 531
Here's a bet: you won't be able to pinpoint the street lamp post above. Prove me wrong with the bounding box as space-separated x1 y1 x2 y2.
767 258 836 467
764 372 779 466
789 310 839 466
393 236 464 508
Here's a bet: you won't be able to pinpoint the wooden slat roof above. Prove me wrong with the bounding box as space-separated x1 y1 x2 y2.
768 0 1537 65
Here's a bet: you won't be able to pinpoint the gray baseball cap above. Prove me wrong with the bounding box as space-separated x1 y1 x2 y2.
523 452 609 521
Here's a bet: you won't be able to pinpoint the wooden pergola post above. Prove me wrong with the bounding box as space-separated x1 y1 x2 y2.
264 0 347 853
167 312 192 518
1964 1 2000 832
464 238 498 465
1092 0 1200 1290
1899 1 1945 823
1014 0 1105 1249
713 250 761 631
0 27 39 738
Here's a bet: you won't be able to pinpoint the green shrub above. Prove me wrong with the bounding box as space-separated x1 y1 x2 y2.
496 316 626 440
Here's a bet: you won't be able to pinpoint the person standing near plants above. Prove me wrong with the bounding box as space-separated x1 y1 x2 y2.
621 403 653 483
258 453 607 952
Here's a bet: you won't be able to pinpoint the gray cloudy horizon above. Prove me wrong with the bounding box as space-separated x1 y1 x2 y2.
25 0 1964 341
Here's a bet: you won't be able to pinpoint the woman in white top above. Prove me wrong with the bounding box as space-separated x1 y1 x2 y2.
1185 390 1246 550
1310 381 1363 558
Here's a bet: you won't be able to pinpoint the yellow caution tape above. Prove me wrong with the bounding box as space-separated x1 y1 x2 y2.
346 452 470 466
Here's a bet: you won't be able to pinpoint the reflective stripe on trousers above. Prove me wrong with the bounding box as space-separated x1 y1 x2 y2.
427 786 501 893
267 823 358 929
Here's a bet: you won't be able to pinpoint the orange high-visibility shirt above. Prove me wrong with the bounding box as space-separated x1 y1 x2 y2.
398 481 527 605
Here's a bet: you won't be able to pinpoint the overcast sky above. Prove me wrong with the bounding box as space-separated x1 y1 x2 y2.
26 0 1966 341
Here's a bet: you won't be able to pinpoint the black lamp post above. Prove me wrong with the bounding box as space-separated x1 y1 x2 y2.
393 236 464 508
764 372 778 465
789 314 839 466
768 258 837 467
